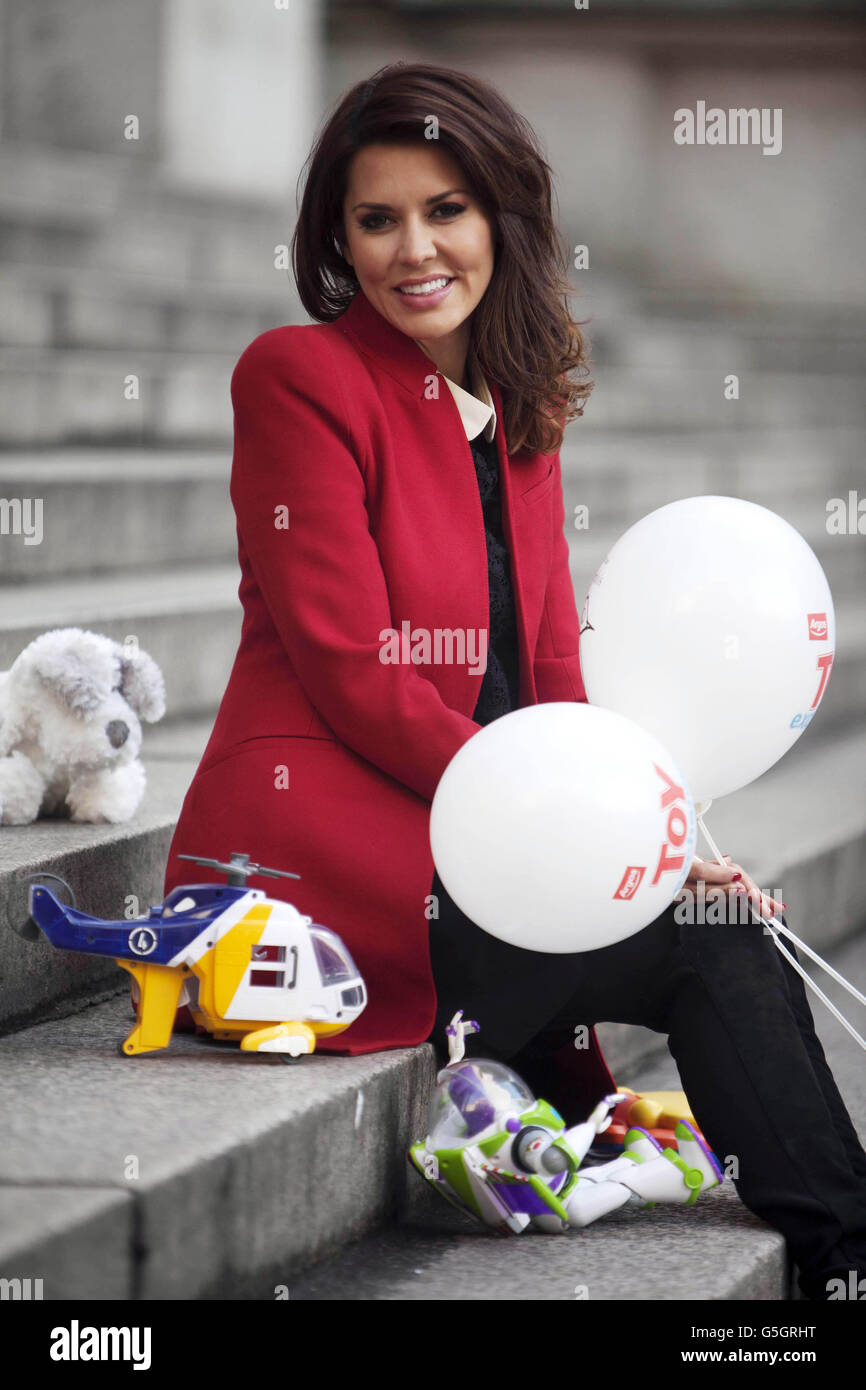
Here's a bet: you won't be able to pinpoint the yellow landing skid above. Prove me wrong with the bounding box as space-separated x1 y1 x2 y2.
240 1022 317 1059
116 959 184 1056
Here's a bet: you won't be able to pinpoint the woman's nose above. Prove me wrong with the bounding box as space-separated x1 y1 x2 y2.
397 221 437 264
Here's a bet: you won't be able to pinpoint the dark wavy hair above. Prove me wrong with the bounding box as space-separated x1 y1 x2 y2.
291 62 593 456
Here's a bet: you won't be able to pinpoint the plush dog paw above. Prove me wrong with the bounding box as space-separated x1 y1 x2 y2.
67 761 146 823
0 751 45 824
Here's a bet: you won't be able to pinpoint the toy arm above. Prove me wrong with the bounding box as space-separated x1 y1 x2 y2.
563 1092 632 1165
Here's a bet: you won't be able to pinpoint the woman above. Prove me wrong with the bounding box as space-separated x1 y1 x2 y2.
164 63 866 1299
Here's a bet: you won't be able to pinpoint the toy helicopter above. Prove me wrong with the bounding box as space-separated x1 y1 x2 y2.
409 1013 723 1234
13 850 367 1061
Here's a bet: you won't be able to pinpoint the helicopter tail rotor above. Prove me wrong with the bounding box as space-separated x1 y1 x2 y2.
9 872 78 941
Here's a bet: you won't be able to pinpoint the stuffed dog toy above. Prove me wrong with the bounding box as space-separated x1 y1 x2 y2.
0 627 166 824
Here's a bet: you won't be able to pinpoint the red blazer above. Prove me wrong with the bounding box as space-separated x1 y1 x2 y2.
164 288 617 1099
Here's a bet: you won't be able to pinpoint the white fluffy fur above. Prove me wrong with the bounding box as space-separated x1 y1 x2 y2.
0 628 166 825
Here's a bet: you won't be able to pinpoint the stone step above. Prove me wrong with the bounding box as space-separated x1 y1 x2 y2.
0 991 434 1299
579 366 865 433
0 345 237 446
0 261 294 353
0 431 860 581
560 425 864 508
0 450 235 580
586 300 866 376
1 344 864 446
3 923 863 1301
0 565 242 719
0 140 293 290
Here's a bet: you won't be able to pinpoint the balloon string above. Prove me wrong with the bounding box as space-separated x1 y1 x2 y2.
764 924 866 1052
695 809 866 1052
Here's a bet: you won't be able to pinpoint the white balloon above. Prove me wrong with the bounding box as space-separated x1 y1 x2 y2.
430 702 696 954
579 496 835 804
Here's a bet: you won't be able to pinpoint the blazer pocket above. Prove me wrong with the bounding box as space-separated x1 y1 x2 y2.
519 461 555 506
197 733 337 779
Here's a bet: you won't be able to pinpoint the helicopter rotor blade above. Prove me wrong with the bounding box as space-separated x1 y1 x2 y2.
248 864 301 881
177 853 300 881
178 854 225 870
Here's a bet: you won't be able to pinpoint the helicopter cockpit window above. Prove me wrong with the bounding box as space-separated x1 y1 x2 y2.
164 895 196 915
161 890 222 919
310 927 358 986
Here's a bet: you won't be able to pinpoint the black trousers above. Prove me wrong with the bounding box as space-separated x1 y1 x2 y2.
427 868 866 1300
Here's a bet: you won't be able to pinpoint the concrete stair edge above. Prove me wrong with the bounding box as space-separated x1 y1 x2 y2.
0 999 437 1300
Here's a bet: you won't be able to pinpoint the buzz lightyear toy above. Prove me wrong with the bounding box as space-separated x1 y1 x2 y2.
408 1011 724 1233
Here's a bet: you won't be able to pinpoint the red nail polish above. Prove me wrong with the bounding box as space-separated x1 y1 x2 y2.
731 872 742 881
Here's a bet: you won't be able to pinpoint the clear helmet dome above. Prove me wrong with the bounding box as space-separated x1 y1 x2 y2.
426 1058 537 1148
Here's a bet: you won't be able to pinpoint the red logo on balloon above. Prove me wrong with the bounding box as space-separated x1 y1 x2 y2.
808 613 828 640
614 866 646 900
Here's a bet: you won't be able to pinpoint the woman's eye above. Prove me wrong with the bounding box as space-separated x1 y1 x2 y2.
357 203 466 232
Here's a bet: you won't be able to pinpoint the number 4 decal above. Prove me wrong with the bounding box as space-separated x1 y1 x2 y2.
812 651 834 710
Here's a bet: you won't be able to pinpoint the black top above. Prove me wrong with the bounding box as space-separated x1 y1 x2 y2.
467 428 520 725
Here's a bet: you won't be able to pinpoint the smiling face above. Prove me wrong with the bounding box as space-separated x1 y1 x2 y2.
340 142 496 382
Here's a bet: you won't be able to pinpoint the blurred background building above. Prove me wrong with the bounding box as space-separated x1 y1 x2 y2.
0 0 865 1301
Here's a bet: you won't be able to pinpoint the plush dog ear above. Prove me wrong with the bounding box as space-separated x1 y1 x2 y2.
116 644 166 722
26 628 116 714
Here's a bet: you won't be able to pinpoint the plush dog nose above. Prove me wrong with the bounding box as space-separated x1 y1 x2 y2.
106 720 129 748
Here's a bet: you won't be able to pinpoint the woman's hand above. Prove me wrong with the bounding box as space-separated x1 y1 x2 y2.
674 855 785 922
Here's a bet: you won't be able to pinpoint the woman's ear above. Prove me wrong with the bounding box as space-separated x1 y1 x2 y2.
335 221 353 269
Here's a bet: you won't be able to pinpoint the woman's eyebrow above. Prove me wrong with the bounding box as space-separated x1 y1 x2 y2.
351 187 470 212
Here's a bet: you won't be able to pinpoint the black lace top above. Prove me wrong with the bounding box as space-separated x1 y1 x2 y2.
468 428 520 724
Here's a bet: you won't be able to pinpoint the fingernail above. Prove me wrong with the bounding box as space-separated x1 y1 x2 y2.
731 872 742 881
